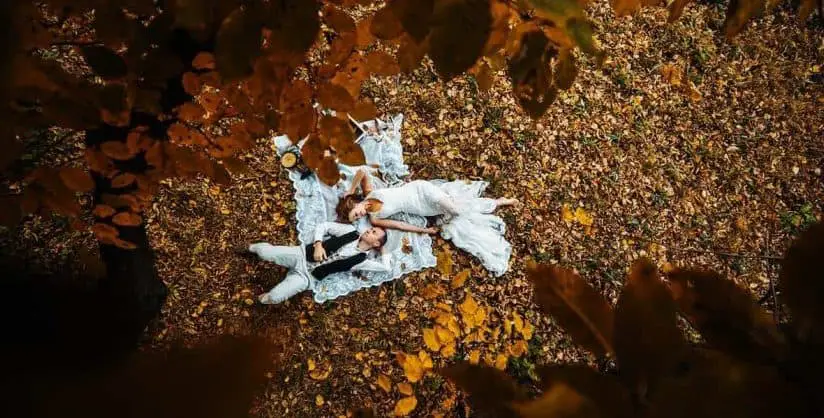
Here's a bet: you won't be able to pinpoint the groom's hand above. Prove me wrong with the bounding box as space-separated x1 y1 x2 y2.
313 242 327 262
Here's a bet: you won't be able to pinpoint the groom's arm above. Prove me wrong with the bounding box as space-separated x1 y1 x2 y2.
312 222 356 243
352 252 391 274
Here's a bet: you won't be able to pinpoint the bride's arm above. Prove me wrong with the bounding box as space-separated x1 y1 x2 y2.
360 168 374 195
344 168 375 196
371 217 437 235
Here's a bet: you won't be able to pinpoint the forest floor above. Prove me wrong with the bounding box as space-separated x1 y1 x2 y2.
3 2 823 417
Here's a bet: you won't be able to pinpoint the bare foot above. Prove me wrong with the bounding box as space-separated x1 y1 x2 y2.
496 198 520 208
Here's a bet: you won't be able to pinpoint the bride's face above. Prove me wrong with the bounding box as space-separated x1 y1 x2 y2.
348 202 368 222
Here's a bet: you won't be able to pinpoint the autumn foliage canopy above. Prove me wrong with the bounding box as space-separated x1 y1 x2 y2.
0 0 819 246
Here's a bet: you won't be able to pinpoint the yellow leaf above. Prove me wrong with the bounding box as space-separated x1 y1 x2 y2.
221 208 231 215
435 302 452 312
473 306 487 327
494 354 508 370
513 312 524 333
574 207 594 226
377 374 392 393
315 395 324 406
398 382 414 396
418 350 434 369
423 328 442 351
307 358 316 371
468 350 481 365
435 325 455 344
510 340 529 357
397 353 424 383
661 63 682 86
436 248 453 276
460 293 479 316
440 342 456 358
394 396 418 416
561 204 574 223
421 283 445 300
398 310 408 321
451 269 471 289
309 360 332 380
521 320 535 340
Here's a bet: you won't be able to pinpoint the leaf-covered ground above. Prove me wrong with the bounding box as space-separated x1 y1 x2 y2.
3 3 822 417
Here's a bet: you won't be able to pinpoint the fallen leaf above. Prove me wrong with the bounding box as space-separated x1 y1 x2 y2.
423 328 442 351
394 396 417 416
435 326 456 344
451 269 471 289
494 354 508 370
436 248 453 276
315 395 324 407
419 350 434 369
510 340 529 357
397 353 424 382
468 350 481 364
399 310 408 321
398 382 414 396
574 207 594 226
377 374 392 393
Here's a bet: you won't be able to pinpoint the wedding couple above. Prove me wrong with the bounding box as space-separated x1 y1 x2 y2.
240 167 517 304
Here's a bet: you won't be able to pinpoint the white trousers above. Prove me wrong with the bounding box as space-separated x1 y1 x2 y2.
249 243 310 304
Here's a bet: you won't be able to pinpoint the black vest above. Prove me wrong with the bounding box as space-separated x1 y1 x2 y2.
305 231 368 280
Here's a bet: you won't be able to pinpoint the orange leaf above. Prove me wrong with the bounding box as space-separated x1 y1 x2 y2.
365 50 400 76
317 83 355 112
610 0 641 16
59 167 94 192
192 52 216 70
355 17 376 48
428 0 492 79
113 211 142 227
350 99 378 121
377 374 392 392
111 173 137 188
92 204 117 218
92 222 119 240
440 362 528 416
527 263 615 356
370 6 404 40
398 382 414 396
615 259 685 391
182 72 203 95
451 269 470 289
668 268 786 362
100 141 135 160
177 102 206 122
316 156 340 186
393 396 417 416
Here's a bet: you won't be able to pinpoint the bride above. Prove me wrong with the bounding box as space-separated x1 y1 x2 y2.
336 168 517 276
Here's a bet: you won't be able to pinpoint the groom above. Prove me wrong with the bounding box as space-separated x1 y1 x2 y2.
240 222 389 304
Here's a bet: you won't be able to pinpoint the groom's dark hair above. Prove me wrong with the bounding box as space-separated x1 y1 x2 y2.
336 194 363 222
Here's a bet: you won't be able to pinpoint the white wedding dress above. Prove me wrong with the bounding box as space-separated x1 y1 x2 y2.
368 180 512 277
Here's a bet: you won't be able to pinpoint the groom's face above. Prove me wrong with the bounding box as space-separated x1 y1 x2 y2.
360 227 386 249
